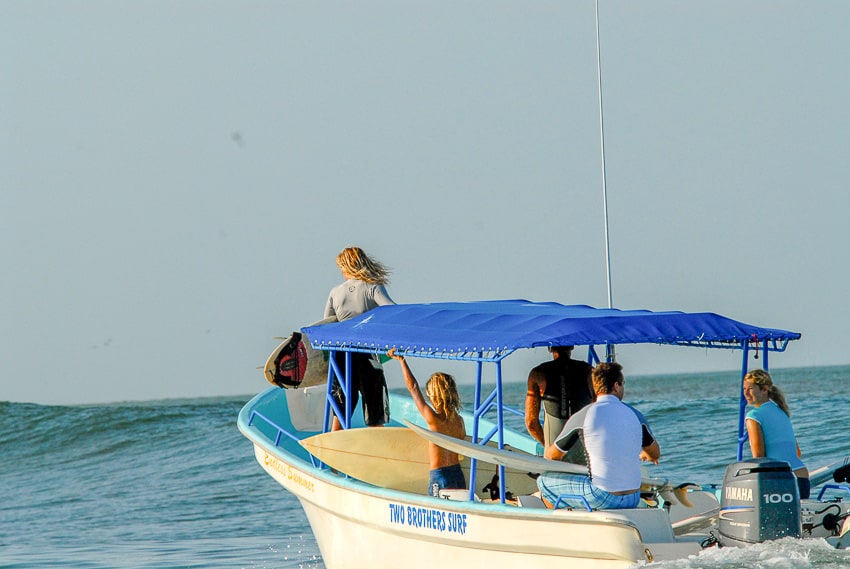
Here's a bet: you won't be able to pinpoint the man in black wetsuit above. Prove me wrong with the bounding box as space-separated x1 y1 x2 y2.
524 346 594 448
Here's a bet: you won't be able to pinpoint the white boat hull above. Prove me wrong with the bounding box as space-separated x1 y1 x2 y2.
252 443 703 568
242 302 850 565
241 386 849 567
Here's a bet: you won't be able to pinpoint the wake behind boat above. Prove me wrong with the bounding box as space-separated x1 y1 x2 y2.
238 300 850 568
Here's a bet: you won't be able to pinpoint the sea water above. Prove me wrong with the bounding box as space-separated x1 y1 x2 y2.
2 365 850 568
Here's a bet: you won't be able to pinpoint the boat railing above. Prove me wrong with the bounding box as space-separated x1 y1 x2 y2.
553 494 593 512
248 409 298 446
817 484 850 501
471 400 522 440
501 403 523 418
248 409 323 468
472 387 502 443
473 388 522 417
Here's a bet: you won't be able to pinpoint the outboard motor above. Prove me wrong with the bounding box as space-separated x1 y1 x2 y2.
717 458 801 547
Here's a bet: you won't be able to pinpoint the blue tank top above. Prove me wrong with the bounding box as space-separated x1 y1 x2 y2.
746 400 804 470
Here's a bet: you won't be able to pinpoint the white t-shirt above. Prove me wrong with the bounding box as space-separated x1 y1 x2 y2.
583 394 642 492
324 279 395 322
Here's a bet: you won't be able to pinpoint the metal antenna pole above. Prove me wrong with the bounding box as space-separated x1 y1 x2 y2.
595 0 615 362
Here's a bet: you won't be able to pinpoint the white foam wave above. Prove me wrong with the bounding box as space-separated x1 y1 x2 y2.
638 537 850 569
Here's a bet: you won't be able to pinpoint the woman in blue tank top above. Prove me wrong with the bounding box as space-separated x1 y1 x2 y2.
743 369 810 499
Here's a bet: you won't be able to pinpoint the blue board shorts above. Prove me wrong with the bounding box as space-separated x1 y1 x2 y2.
429 464 467 497
537 471 639 510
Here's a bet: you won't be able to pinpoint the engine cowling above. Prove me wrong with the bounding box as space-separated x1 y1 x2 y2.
718 458 801 547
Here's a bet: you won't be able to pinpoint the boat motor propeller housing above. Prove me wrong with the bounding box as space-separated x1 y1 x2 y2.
717 458 801 547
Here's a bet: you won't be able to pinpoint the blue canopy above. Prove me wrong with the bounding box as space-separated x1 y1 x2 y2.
302 300 800 360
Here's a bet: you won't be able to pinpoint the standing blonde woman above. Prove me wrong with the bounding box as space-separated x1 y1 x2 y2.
743 369 810 498
387 348 467 497
324 247 396 430
324 246 394 322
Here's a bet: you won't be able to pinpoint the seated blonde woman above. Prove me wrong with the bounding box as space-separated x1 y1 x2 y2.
743 369 809 499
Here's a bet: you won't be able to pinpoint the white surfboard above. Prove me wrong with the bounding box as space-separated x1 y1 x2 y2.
810 458 850 487
263 333 302 387
403 420 588 475
301 427 430 493
300 427 539 496
264 318 334 389
402 419 673 497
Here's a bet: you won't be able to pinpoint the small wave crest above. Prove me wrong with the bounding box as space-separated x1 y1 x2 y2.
641 537 850 569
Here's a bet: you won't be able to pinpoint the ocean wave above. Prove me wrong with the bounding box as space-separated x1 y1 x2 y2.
3 368 850 568
645 537 850 569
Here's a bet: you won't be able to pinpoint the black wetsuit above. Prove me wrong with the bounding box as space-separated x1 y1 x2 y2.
533 358 593 446
538 358 593 419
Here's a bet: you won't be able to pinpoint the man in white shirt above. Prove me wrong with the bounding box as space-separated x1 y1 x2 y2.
536 363 660 509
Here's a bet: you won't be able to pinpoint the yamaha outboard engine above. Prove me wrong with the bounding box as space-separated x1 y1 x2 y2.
717 458 801 547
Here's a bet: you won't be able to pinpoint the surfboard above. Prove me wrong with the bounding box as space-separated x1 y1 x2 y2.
264 318 334 389
300 427 539 496
264 333 305 387
403 420 588 476
402 419 674 499
810 458 850 487
301 427 430 493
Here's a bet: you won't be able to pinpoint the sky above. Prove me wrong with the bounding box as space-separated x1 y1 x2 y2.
3 1 849 405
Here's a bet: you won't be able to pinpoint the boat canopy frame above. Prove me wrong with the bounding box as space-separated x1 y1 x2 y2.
303 300 801 503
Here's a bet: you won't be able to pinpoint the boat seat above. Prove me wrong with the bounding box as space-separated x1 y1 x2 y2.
438 489 481 502
608 508 675 542
516 495 547 508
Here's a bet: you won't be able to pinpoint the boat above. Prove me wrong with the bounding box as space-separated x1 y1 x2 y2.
238 300 850 568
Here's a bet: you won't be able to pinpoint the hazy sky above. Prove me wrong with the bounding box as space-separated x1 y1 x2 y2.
3 1 848 405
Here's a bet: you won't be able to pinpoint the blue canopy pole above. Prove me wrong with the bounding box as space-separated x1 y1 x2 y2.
588 345 600 366
737 340 750 461
344 352 352 429
469 358 484 500
323 358 334 433
762 338 770 371
496 360 507 504
324 350 353 431
496 361 505 449
472 359 483 442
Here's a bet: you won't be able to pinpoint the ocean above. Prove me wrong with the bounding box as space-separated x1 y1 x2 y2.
3 365 850 568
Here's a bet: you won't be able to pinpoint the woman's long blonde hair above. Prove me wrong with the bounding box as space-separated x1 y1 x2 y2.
744 368 791 416
336 247 390 285
426 372 461 417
